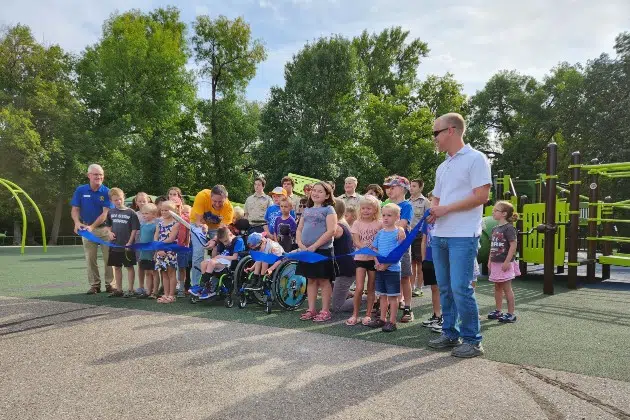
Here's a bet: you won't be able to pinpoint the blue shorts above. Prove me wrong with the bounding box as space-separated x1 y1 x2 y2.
375 270 401 297
177 250 192 268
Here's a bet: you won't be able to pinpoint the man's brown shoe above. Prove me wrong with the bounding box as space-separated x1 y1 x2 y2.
86 286 101 295
105 284 114 293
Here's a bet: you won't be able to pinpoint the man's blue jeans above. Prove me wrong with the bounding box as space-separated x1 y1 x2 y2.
431 236 481 345
190 228 216 286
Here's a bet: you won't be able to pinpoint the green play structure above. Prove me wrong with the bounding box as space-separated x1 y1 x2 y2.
0 178 47 254
478 143 630 294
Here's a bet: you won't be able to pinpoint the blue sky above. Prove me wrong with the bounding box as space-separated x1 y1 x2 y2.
2 0 629 102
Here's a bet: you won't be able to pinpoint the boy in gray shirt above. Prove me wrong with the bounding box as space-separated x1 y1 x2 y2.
106 188 140 297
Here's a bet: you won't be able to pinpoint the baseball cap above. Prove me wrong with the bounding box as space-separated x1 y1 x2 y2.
247 232 263 247
271 187 287 196
383 175 410 190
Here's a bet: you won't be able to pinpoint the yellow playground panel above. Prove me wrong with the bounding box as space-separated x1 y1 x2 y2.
288 173 321 196
521 201 568 266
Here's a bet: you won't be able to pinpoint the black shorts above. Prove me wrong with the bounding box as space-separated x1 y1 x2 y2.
107 249 137 267
355 260 376 271
296 248 336 281
421 260 437 286
411 237 423 262
139 259 155 270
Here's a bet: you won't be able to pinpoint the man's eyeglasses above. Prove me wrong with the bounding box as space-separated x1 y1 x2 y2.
89 173 104 177
433 127 455 138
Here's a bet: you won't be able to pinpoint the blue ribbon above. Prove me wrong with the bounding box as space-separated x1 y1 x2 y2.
78 229 191 253
250 209 430 265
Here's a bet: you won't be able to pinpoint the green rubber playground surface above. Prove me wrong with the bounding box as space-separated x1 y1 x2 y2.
1 246 629 382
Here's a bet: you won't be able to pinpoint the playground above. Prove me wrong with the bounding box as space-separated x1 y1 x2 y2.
1 245 630 419
2 152 630 418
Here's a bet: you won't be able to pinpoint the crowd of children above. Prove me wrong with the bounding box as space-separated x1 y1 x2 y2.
96 175 519 328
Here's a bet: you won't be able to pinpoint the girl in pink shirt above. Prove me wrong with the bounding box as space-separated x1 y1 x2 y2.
347 196 382 326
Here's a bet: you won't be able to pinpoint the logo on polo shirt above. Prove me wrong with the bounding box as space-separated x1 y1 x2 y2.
100 196 105 201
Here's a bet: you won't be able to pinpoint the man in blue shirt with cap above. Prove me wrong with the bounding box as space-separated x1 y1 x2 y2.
71 164 114 294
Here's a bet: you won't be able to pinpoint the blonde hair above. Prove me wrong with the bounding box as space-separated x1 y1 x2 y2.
141 203 159 215
381 203 401 217
439 112 466 135
160 200 177 212
108 187 124 199
345 176 358 185
495 200 519 223
359 195 381 221
233 206 245 220
278 197 293 209
216 226 232 241
344 205 358 219
181 204 192 213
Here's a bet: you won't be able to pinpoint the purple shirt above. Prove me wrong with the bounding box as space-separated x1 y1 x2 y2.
274 215 297 239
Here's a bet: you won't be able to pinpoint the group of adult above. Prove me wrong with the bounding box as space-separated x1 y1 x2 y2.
71 112 491 357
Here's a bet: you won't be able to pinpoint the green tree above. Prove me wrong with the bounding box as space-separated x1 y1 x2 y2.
192 16 265 144
0 24 83 243
76 7 196 194
255 36 363 185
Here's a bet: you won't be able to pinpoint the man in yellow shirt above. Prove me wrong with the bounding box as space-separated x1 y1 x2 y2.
190 185 234 286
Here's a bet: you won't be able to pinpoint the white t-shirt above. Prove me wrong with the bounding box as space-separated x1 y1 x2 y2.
433 144 491 237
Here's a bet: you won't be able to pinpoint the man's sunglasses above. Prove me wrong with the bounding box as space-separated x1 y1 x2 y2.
433 126 455 138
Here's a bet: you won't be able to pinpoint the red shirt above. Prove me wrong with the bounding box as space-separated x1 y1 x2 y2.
177 214 190 246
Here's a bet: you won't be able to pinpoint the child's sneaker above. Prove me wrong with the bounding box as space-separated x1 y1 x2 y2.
189 285 203 297
199 289 216 300
422 314 440 327
430 317 443 333
177 289 185 298
135 287 146 296
498 313 517 323
487 309 503 320
400 308 414 323
412 288 423 297
382 322 397 332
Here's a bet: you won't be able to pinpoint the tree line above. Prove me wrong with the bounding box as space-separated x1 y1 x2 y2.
1 6 629 243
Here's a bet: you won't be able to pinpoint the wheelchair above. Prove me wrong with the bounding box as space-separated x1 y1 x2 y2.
189 254 247 308
233 254 307 314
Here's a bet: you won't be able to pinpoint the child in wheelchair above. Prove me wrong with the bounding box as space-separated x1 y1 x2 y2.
190 226 245 299
243 232 284 289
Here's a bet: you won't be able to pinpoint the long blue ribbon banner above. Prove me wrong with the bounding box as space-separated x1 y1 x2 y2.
78 229 191 253
250 209 430 265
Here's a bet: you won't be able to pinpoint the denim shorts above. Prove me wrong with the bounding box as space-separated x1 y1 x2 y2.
177 250 192 268
375 270 401 296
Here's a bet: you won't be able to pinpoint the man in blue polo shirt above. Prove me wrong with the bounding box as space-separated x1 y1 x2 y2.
71 164 114 294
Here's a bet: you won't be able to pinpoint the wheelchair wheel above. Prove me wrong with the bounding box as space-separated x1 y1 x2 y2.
190 296 199 304
234 255 254 292
224 296 234 308
239 293 247 308
272 260 307 310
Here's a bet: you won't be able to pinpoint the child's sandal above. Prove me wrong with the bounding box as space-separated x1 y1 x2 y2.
300 309 318 320
313 311 332 322
345 316 359 326
361 316 372 326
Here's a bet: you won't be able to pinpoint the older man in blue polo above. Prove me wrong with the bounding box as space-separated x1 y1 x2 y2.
427 113 492 358
71 164 114 294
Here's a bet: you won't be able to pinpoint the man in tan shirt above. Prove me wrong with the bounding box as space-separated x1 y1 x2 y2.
244 177 273 230
337 176 363 210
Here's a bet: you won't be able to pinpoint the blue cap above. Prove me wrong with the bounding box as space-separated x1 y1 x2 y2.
247 232 263 247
